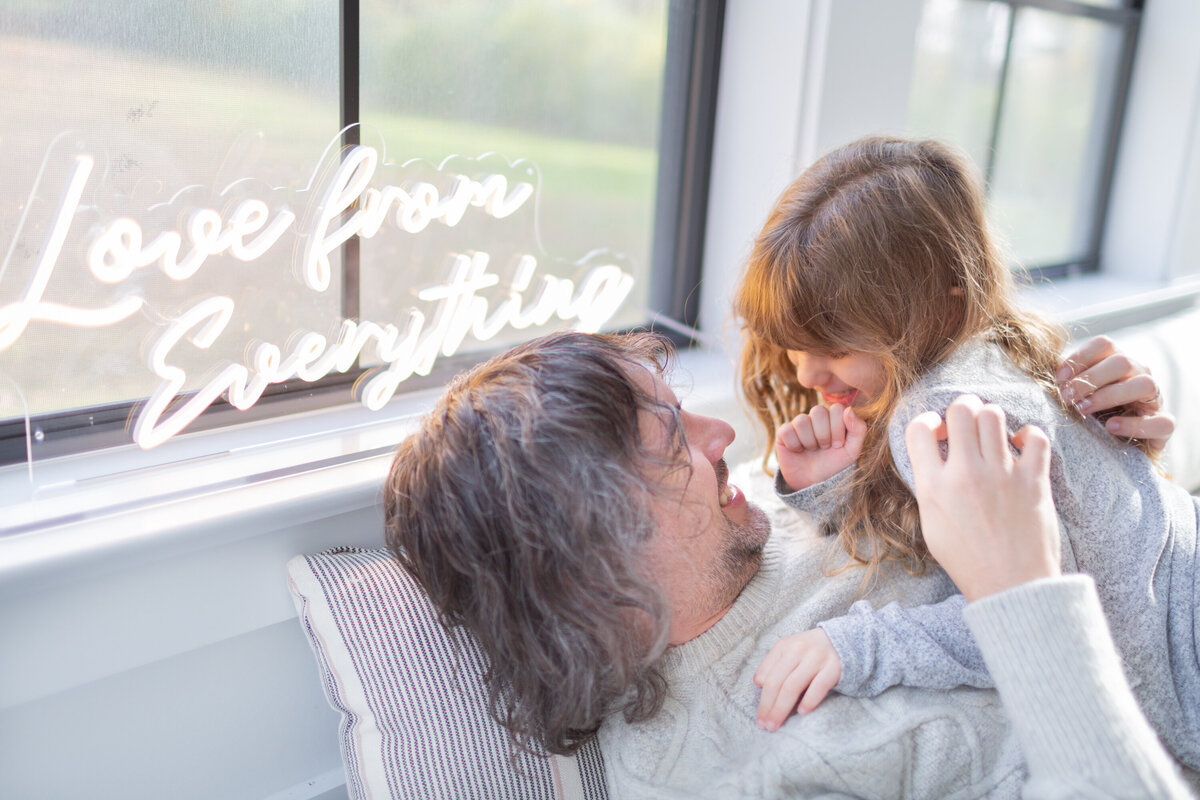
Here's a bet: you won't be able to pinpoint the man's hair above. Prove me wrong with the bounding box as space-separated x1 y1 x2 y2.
384 331 684 755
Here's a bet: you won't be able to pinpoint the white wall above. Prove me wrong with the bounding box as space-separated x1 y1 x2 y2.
699 0 927 351
1103 0 1200 281
0 451 389 799
698 0 811 351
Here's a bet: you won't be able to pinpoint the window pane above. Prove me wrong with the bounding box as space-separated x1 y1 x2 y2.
0 0 340 423
357 0 668 353
907 0 1010 170
989 8 1123 267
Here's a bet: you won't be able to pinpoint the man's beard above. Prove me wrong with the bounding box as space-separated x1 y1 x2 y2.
713 500 771 611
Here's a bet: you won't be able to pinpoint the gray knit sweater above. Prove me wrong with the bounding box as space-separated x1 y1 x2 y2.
598 532 1026 798
597 532 1191 798
777 338 1200 771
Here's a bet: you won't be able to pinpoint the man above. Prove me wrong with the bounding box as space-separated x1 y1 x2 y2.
386 331 1025 797
383 330 1179 798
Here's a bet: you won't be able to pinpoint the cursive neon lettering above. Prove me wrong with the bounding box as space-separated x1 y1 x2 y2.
88 201 296 284
3 141 634 449
302 145 534 291
0 155 144 350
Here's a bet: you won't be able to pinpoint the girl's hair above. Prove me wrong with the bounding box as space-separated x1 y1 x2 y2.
735 136 1079 576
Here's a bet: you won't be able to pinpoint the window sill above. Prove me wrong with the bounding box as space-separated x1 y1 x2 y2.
0 389 438 589
5 272 1195 590
1019 273 1200 336
0 346 745 591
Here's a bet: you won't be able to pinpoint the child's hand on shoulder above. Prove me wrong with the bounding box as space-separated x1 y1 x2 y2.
753 628 842 731
775 404 866 490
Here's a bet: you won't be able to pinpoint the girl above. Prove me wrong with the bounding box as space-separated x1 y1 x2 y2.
734 137 1200 771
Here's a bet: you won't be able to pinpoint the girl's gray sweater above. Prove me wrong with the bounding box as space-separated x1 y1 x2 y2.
777 339 1200 771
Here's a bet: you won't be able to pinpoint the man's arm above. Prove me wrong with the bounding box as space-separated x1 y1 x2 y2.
1057 335 1175 452
906 396 1192 798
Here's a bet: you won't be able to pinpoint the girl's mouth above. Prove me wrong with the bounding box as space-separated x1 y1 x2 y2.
820 389 859 407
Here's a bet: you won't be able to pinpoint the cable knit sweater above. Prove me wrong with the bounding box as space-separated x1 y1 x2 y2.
597 532 1191 798
777 338 1200 772
966 574 1191 798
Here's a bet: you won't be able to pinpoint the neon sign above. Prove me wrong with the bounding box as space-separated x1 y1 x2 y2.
0 137 635 450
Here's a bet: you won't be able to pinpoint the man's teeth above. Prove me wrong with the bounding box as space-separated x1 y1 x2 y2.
719 484 733 507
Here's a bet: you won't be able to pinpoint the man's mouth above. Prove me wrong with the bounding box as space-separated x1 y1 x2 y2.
715 458 738 507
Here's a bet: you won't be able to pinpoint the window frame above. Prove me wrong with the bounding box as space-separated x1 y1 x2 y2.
969 0 1144 280
0 0 726 466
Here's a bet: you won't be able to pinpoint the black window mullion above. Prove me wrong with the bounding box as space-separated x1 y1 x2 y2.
1006 0 1138 25
983 5 1018 188
340 0 361 325
648 0 725 337
1080 7 1142 276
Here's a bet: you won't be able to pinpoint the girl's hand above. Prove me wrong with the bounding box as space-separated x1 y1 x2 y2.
753 629 842 731
1057 336 1174 451
904 395 1061 601
775 404 866 490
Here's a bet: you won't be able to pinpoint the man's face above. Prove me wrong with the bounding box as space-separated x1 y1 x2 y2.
634 367 771 645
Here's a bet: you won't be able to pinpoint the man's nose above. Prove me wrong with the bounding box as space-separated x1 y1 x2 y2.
692 412 735 462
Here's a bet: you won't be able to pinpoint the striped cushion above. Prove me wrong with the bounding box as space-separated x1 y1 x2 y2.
287 547 609 800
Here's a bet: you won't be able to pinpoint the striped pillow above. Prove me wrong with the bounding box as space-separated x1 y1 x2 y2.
287 547 609 800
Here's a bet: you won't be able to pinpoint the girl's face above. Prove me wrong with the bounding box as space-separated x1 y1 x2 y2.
786 350 886 408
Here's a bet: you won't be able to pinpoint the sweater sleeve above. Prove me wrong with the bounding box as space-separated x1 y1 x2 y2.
964 575 1193 799
819 593 994 696
774 464 852 520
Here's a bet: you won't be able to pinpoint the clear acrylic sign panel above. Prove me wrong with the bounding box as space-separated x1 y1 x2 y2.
0 0 666 478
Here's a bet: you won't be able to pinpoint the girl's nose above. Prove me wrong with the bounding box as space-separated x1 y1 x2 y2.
790 352 828 388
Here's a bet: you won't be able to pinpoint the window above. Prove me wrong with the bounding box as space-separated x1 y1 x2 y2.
0 0 723 463
906 0 1142 277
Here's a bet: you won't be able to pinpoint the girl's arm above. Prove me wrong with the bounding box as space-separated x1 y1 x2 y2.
817 592 991 696
773 404 866 520
773 464 852 520
752 587 992 728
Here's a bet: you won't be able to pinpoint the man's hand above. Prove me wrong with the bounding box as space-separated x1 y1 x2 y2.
753 628 842 731
905 395 1061 602
775 404 867 490
1057 335 1174 451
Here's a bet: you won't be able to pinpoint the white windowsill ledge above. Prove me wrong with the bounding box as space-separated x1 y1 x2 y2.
1019 273 1200 335
3 272 1196 590
0 346 745 591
